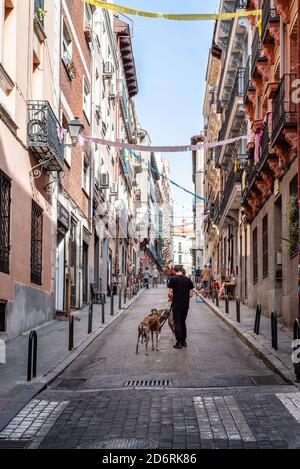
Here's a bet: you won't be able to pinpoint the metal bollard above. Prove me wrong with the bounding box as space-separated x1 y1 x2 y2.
88 302 93 334
110 291 114 316
293 319 300 381
254 303 261 335
236 297 241 323
271 310 278 350
101 297 105 324
124 288 127 305
225 295 229 314
212 289 215 303
215 291 219 307
27 330 37 382
119 288 122 310
69 314 74 351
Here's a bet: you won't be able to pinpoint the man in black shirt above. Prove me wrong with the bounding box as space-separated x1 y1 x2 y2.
168 265 194 349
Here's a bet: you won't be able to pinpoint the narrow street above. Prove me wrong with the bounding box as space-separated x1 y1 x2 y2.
2 287 300 450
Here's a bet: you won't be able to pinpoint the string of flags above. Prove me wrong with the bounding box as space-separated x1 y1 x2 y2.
83 0 262 23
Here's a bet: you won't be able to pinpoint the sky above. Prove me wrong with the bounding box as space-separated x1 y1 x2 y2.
122 0 219 220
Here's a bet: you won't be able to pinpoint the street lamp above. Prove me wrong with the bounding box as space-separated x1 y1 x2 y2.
67 117 84 146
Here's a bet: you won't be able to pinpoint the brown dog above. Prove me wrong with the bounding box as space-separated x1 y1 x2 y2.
136 309 161 355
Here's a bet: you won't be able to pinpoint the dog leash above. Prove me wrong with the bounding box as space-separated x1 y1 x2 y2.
158 302 172 328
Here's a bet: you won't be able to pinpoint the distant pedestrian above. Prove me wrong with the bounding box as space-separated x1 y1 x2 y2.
202 263 213 297
168 265 194 349
143 267 150 289
152 267 159 288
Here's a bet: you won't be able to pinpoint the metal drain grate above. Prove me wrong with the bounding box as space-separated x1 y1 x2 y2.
0 440 31 449
78 438 158 449
250 375 282 386
125 379 171 387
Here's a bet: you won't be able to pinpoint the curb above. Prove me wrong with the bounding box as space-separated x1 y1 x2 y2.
0 289 145 432
202 297 297 386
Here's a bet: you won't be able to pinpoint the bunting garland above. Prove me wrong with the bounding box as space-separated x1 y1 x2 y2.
83 0 262 22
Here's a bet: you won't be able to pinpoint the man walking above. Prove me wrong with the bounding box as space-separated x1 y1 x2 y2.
202 263 213 297
143 267 150 289
168 265 194 349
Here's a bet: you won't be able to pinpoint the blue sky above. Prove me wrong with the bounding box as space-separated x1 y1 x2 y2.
122 0 219 220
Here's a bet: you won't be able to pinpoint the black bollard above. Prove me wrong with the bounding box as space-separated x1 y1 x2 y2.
254 303 261 335
27 330 37 382
215 291 219 307
110 291 114 316
119 288 122 310
236 297 241 323
225 295 229 315
69 314 74 351
101 297 105 324
271 311 278 350
88 302 93 334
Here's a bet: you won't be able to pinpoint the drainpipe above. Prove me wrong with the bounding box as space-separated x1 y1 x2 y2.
298 0 300 319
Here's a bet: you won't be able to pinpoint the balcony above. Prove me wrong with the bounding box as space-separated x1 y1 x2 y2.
216 68 246 164
121 149 134 187
27 101 64 171
262 0 280 44
213 191 223 224
241 161 258 201
34 0 45 30
272 74 297 146
219 156 247 221
251 29 268 77
62 50 76 81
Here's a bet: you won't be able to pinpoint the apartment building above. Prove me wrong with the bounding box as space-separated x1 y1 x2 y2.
242 0 298 326
203 0 249 299
0 0 62 339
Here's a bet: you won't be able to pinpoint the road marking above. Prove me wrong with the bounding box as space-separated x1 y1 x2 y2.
0 399 69 448
276 393 300 423
193 396 256 441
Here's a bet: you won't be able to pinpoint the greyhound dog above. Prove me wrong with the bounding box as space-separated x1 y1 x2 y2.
136 305 174 355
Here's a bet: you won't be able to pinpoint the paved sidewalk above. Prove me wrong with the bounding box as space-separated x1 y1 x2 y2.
202 296 298 385
0 288 145 431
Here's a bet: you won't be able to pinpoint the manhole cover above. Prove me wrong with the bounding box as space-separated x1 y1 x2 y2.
57 378 86 389
250 375 282 386
125 379 171 387
78 438 158 449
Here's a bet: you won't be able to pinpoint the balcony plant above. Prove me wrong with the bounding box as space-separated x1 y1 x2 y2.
286 194 299 257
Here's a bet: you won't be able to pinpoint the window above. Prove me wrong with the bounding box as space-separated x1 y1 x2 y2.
31 201 43 285
62 21 72 62
178 242 182 253
262 215 268 277
178 255 182 265
83 154 90 195
253 227 258 284
83 77 91 123
0 170 11 274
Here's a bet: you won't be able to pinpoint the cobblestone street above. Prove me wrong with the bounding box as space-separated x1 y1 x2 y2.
1 286 300 450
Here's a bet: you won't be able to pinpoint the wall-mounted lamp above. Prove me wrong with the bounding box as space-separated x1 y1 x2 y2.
67 117 84 146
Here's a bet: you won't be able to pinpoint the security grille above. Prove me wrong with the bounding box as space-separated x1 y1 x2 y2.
31 201 43 285
0 171 11 274
125 380 171 387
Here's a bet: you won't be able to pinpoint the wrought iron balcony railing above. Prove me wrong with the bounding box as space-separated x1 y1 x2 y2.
216 68 246 163
262 0 279 43
241 160 258 201
27 101 64 172
213 191 223 224
258 119 271 171
251 29 267 77
219 156 247 216
272 74 297 145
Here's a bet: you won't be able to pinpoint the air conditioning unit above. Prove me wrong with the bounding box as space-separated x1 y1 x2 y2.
110 182 118 195
108 84 117 99
100 172 109 188
95 105 102 120
103 61 113 78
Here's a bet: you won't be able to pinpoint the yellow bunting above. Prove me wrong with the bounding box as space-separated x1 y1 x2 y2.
83 0 262 22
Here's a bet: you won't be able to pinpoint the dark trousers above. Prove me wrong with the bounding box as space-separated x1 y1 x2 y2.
173 307 188 345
